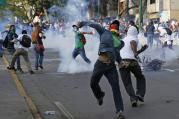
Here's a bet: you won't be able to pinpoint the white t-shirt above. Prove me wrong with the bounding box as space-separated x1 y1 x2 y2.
120 36 138 59
120 26 138 59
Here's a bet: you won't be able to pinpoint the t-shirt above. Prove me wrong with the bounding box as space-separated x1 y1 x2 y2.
74 32 84 49
111 32 122 48
146 24 155 34
120 36 138 59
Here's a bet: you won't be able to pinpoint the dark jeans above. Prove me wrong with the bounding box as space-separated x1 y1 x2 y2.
90 60 124 112
119 59 146 101
72 47 91 64
8 49 21 69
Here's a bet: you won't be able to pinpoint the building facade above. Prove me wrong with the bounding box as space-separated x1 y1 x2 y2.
147 0 179 22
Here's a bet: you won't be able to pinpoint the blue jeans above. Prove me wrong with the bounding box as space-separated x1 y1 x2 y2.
90 60 124 112
35 51 44 69
147 34 154 48
154 33 161 47
72 47 91 64
32 44 44 69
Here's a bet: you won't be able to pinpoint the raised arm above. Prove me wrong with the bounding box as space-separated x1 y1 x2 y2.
81 31 93 35
78 21 105 35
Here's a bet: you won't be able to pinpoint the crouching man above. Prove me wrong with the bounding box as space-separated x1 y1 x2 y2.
7 30 34 74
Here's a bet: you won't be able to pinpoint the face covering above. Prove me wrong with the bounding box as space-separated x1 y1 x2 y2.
73 27 78 32
10 27 16 33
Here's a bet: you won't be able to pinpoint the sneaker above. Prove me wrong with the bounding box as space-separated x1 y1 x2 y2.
29 70 35 74
137 95 144 102
7 66 16 71
131 100 138 107
116 111 125 119
35 67 38 70
17 68 24 73
97 92 105 106
39 65 43 69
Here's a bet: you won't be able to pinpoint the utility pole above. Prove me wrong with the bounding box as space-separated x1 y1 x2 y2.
139 0 143 28
98 0 100 18
118 0 121 18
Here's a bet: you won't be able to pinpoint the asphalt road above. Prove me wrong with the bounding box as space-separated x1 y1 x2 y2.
6 48 178 119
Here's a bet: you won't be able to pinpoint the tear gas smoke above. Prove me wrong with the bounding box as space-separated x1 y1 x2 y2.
44 30 99 73
43 0 98 73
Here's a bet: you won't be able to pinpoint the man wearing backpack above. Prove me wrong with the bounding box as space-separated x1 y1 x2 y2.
163 27 173 49
7 30 34 74
72 25 92 64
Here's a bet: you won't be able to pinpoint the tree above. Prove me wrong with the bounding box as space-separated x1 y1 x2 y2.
0 0 68 22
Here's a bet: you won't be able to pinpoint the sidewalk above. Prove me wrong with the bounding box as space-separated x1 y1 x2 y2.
0 59 34 119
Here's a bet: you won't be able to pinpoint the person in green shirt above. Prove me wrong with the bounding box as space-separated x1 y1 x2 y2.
72 25 92 64
109 20 124 64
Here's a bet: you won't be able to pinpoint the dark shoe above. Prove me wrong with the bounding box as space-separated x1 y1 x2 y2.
35 67 38 70
131 100 138 107
39 65 43 69
17 68 24 73
137 95 144 102
116 111 125 119
29 70 35 74
7 66 16 71
97 92 105 106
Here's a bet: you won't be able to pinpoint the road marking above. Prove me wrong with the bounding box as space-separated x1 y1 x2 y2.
30 58 61 62
54 101 74 119
44 72 66 75
3 56 43 119
162 69 175 72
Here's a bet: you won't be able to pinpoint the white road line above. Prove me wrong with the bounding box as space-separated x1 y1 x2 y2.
54 101 74 119
44 72 66 75
30 58 61 62
162 69 175 72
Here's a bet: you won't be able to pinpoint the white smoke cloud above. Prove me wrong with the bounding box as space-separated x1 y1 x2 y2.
44 30 99 73
43 0 98 73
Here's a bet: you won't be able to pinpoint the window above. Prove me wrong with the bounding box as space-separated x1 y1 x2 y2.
150 0 156 4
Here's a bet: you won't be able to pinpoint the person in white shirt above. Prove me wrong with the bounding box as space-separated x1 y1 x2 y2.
7 30 34 74
119 23 146 107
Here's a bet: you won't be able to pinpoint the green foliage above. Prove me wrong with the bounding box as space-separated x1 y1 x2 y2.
0 0 6 6
0 0 68 21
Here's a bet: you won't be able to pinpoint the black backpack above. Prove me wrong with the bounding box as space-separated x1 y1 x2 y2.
164 28 172 35
20 35 31 48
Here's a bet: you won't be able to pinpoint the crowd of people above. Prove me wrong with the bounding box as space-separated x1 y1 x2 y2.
1 16 179 119
70 20 147 119
0 22 46 74
144 20 179 49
